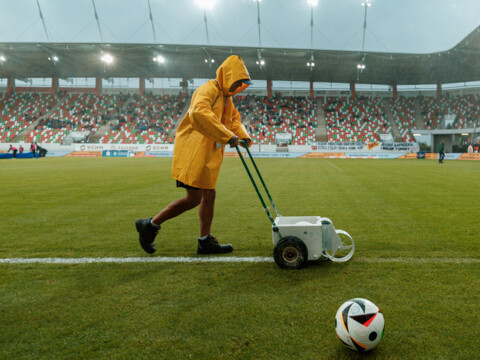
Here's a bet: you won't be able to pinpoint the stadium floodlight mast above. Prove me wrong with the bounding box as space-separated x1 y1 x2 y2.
196 0 218 45
256 59 265 66
357 0 371 76
101 54 114 64
307 52 315 69
252 0 262 47
307 0 318 49
48 55 59 66
153 55 165 63
361 0 371 52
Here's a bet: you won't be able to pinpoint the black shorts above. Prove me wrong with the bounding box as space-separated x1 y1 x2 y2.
176 180 200 190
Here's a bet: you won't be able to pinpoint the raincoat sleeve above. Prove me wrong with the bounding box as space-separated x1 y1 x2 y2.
189 87 234 145
230 105 252 146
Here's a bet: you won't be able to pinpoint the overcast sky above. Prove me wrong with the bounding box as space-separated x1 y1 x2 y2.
1 0 480 54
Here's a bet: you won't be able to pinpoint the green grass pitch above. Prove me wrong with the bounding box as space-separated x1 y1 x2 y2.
1 157 479 359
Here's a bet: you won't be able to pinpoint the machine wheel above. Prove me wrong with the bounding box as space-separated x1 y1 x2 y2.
322 230 355 262
273 236 308 269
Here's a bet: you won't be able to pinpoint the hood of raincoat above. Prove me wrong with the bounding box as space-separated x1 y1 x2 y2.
215 55 252 96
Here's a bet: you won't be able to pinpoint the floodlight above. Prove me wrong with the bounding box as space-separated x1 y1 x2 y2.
196 0 217 10
357 63 366 70
153 55 165 63
0 55 6 62
101 54 113 64
48 55 59 62
362 1 371 6
211 59 215 63
204 59 208 63
307 0 318 6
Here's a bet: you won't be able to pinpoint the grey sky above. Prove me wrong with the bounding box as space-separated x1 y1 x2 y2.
1 0 480 54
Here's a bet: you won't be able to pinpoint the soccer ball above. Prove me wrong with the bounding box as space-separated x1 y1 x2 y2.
335 298 385 352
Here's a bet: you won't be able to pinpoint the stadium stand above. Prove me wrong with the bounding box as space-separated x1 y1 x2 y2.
388 96 416 142
420 94 480 130
323 96 392 142
99 93 187 144
450 94 480 129
2 92 479 146
0 93 57 142
240 94 317 145
21 94 125 144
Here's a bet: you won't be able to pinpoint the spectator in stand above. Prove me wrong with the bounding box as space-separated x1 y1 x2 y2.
8 145 17 158
439 140 445 163
135 55 252 255
31 143 37 158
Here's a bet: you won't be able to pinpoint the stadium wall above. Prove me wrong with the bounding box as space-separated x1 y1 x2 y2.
1 142 479 160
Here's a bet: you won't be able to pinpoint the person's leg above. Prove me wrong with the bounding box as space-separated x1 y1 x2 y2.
136 188 202 254
199 189 216 237
152 188 202 226
196 188 233 254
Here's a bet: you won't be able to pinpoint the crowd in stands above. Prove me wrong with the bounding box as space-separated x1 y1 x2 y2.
235 93 317 145
0 93 57 143
22 93 126 144
389 97 416 142
323 96 391 143
100 93 187 144
420 94 480 130
2 92 480 146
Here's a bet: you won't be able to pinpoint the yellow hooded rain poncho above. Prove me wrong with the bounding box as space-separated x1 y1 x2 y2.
172 55 252 189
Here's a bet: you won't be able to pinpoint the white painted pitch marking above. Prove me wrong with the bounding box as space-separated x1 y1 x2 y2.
0 256 274 264
0 257 479 265
324 160 345 172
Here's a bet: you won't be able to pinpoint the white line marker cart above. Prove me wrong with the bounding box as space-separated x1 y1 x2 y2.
236 141 355 269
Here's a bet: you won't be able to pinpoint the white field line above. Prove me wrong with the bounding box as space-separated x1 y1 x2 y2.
0 256 479 265
324 160 345 172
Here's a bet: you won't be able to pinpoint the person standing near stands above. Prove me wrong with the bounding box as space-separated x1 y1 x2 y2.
8 145 17 159
30 143 37 158
135 55 252 255
19 145 24 154
438 139 445 163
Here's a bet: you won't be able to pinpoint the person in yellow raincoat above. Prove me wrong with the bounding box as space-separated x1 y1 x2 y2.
136 55 252 255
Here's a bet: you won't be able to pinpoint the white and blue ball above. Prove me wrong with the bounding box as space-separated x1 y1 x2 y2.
335 298 385 352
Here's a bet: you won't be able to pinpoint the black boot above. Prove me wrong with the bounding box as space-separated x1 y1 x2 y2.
197 235 233 254
135 218 159 254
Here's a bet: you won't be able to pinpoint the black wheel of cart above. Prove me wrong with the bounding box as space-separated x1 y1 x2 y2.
273 236 308 269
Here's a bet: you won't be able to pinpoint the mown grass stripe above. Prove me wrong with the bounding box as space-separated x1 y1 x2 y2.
0 257 479 264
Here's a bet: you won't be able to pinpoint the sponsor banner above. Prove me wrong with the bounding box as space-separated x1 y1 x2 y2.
424 153 462 160
74 144 174 152
223 152 241 158
380 142 419 152
344 153 403 159
66 151 101 157
312 142 364 151
301 152 345 158
459 153 480 160
246 152 305 158
311 142 419 152
399 153 418 159
102 150 136 157
145 151 174 157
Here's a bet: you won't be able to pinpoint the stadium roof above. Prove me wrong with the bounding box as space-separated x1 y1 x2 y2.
1 25 480 86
